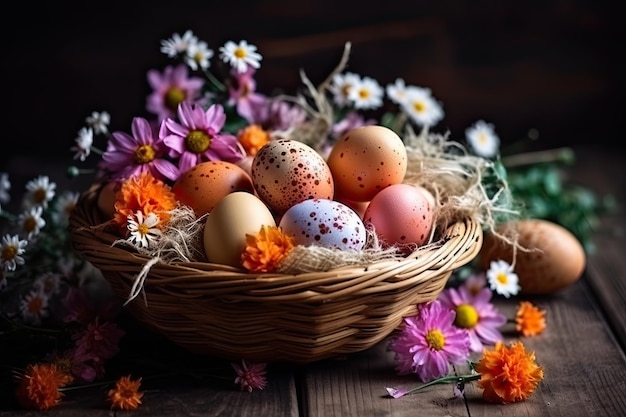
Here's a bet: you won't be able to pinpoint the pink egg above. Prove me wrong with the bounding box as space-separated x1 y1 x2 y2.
363 183 434 252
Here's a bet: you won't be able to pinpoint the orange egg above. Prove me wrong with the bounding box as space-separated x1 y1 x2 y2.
172 160 255 217
327 125 407 202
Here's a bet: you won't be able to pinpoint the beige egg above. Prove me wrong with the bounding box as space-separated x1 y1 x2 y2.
480 218 586 294
203 191 276 268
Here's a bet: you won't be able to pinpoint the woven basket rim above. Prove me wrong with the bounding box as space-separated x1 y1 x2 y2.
68 181 483 362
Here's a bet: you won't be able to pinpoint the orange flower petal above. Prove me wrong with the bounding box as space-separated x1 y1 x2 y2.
242 225 294 273
516 301 547 337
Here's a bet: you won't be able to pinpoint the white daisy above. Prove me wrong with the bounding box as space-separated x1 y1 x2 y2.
401 86 444 127
348 76 384 110
20 288 49 325
185 40 214 71
330 72 362 108
23 175 56 209
71 127 93 162
17 206 46 239
486 259 520 298
160 30 198 58
85 111 110 135
0 172 10 205
127 211 162 249
51 190 79 226
465 120 500 158
0 234 27 271
386 78 410 106
219 40 262 74
33 272 61 295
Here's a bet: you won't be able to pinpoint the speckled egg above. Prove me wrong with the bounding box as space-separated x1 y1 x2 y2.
251 139 334 214
327 125 407 202
278 198 367 250
172 160 255 217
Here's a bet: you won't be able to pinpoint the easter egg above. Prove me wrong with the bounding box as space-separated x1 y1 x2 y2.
251 139 334 214
327 125 407 202
362 183 434 252
278 198 367 250
203 191 276 268
479 218 586 294
172 160 255 217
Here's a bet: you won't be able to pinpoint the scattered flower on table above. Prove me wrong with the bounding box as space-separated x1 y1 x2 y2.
14 363 72 410
386 340 544 403
486 259 520 298
107 375 144 410
232 359 268 392
438 282 507 352
388 299 471 382
515 301 547 337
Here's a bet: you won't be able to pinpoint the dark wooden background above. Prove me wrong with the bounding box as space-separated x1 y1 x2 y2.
4 0 622 171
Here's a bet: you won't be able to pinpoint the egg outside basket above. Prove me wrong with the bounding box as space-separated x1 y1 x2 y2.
69 182 483 364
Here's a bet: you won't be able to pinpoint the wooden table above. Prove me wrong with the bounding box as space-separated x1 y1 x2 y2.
1 145 624 416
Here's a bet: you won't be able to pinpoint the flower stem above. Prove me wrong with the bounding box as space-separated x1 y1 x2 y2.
202 69 227 92
388 373 481 398
501 147 575 168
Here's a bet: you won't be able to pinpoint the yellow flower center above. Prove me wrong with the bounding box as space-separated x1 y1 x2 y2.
164 86 186 112
138 223 150 237
134 145 156 164
358 88 370 100
478 132 488 144
1 245 16 261
425 328 445 351
497 272 509 285
185 130 211 153
455 303 479 329
412 101 425 113
234 47 246 59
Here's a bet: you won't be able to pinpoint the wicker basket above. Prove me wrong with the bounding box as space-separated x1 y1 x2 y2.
69 182 483 364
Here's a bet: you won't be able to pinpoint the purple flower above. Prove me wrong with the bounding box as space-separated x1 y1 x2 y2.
227 67 269 123
101 117 180 182
146 64 204 121
232 360 268 392
438 284 507 352
161 101 245 173
388 300 470 382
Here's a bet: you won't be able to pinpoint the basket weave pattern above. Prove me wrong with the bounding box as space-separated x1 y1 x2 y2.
69 183 483 363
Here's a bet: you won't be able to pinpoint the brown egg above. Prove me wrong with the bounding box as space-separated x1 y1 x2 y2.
480 218 586 294
96 181 120 220
172 160 255 217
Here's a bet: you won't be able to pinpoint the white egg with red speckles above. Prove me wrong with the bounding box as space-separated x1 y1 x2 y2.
251 139 334 214
279 198 367 250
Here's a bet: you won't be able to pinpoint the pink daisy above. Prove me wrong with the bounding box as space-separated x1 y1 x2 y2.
227 67 269 123
101 117 180 182
232 360 268 392
388 300 470 382
161 101 245 173
438 284 507 352
146 64 204 121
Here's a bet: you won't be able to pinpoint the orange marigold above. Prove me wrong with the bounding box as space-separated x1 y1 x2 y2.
237 124 271 156
113 171 177 232
242 225 295 272
516 301 547 337
476 341 544 404
15 363 72 410
107 375 144 411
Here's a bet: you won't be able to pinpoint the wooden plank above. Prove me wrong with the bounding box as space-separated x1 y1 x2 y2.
298 278 626 416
